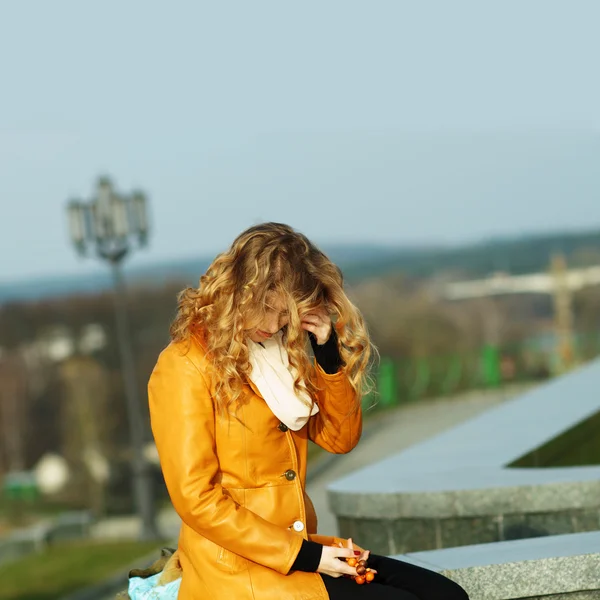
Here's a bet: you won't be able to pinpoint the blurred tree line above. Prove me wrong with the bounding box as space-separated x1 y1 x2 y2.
0 281 182 514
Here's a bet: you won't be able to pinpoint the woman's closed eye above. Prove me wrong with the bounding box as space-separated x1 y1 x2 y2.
265 305 288 317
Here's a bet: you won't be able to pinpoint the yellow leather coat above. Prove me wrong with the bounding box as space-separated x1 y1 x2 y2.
148 337 362 600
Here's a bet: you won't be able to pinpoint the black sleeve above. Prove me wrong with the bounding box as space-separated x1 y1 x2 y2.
309 328 343 375
291 539 323 572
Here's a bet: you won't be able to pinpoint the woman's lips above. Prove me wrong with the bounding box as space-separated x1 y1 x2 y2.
257 330 272 338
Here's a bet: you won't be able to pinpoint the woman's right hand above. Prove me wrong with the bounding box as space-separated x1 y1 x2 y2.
316 544 362 578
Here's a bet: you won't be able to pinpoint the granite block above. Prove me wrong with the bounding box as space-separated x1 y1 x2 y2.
390 518 438 554
347 518 392 555
502 508 600 541
336 516 357 541
445 553 600 600
328 489 400 519
339 508 600 555
570 508 600 532
328 477 600 521
440 516 500 549
338 517 440 554
395 531 600 600
526 594 598 600
502 513 571 541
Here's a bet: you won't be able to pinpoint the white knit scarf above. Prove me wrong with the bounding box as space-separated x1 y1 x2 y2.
247 331 319 431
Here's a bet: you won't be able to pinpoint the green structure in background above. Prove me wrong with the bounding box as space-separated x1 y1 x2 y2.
409 358 431 400
481 344 501 387
440 355 463 395
2 471 39 502
363 338 563 412
376 357 398 407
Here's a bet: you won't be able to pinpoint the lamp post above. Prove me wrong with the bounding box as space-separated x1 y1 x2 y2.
67 176 159 541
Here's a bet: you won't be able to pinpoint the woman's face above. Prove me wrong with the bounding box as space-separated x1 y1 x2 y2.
247 293 290 343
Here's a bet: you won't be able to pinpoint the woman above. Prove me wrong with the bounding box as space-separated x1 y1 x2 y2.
147 223 468 600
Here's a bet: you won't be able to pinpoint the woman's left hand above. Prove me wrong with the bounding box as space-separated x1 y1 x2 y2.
338 538 377 576
301 307 332 345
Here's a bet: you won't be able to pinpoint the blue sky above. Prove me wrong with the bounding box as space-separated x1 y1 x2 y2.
1 0 599 282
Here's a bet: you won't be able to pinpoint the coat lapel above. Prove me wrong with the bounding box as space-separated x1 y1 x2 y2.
245 376 263 399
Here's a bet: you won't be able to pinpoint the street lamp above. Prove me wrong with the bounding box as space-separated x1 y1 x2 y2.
67 176 159 541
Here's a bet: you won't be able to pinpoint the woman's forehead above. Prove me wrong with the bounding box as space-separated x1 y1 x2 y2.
265 292 287 311
263 288 323 311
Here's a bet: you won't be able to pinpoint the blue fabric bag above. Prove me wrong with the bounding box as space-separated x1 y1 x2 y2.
128 572 181 599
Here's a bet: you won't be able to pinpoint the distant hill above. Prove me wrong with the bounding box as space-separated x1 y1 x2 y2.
341 228 600 281
1 228 600 303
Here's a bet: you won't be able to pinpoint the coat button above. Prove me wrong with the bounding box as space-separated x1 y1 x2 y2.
292 520 304 532
284 469 296 481
278 422 289 432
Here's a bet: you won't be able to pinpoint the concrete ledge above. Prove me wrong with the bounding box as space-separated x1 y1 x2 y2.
329 467 600 519
394 531 600 600
328 359 600 553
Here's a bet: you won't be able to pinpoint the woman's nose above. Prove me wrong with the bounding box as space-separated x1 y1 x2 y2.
265 315 280 333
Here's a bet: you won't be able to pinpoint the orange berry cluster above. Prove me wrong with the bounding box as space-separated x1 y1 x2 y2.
332 541 376 585
346 556 375 584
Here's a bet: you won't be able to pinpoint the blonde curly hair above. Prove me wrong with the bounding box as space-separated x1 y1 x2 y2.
170 222 373 415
